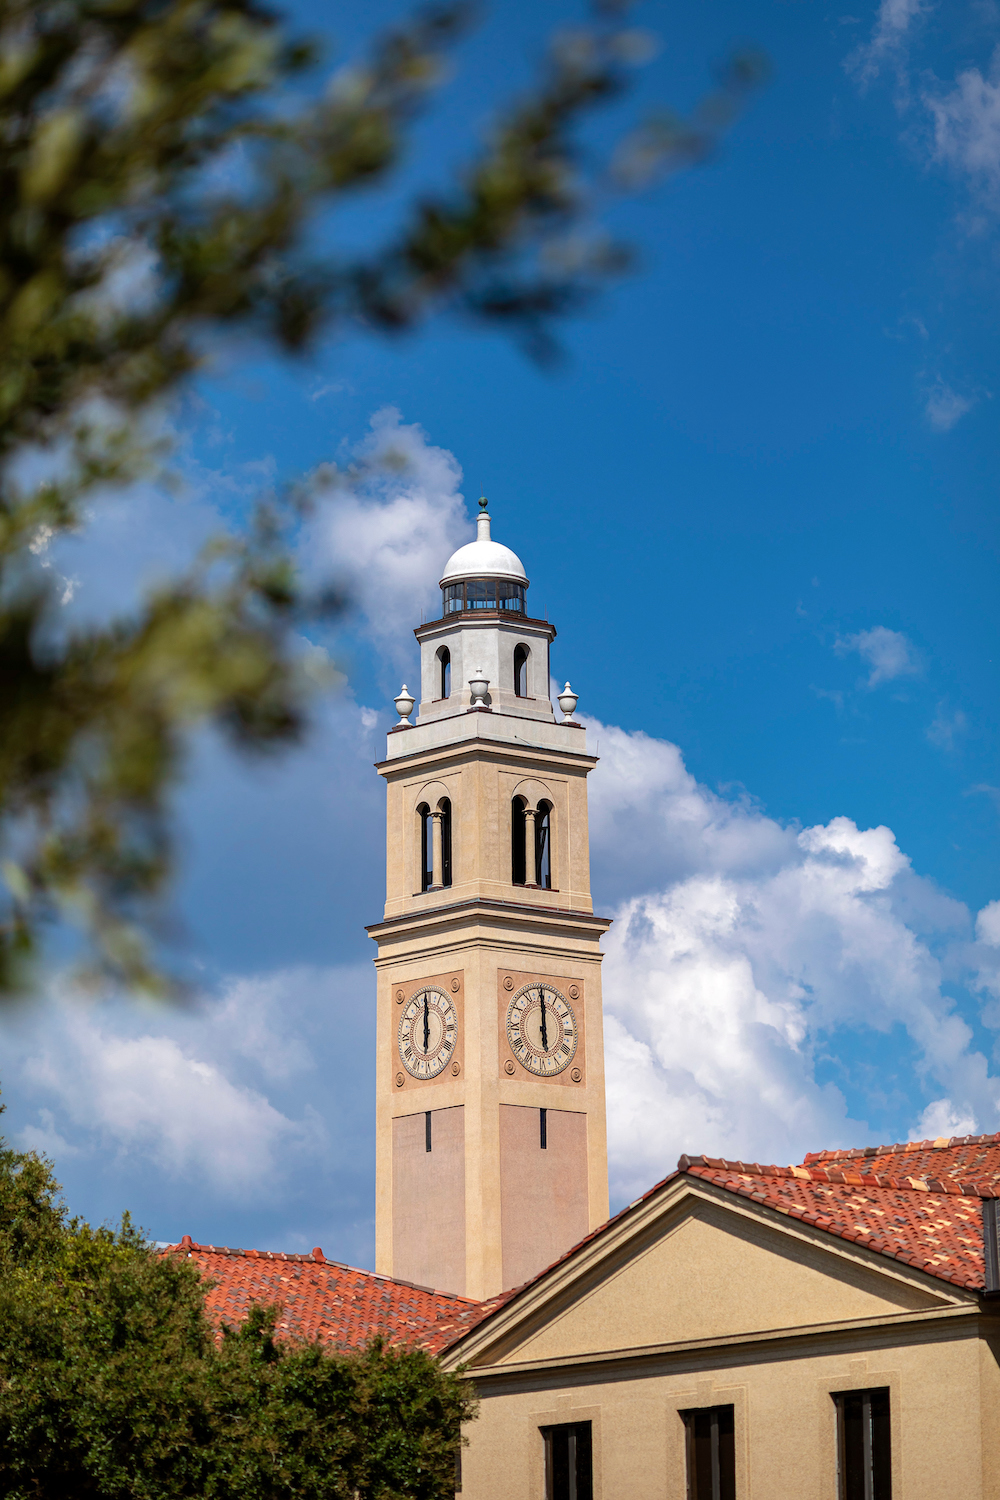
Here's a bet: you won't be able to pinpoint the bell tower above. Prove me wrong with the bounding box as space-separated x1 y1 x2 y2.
368 499 610 1300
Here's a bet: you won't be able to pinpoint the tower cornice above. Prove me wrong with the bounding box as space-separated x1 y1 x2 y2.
375 732 597 780
414 612 556 644
366 895 613 944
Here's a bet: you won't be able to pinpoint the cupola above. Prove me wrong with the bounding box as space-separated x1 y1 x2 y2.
439 498 528 616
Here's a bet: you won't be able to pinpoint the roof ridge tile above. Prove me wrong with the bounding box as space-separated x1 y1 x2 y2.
801 1130 1000 1166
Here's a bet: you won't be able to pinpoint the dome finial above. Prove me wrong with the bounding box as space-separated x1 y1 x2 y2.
478 493 489 513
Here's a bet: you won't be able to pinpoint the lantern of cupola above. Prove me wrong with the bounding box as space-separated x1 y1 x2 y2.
414 498 554 723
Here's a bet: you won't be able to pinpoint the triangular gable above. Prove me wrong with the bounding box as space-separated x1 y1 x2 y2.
445 1174 971 1370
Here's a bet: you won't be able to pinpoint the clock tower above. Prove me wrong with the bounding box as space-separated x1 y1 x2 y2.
367 500 610 1301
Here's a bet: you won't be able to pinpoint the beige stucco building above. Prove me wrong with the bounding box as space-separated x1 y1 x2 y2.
436 1141 1000 1500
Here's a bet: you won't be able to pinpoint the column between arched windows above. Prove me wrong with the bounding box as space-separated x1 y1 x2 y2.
431 809 444 888
524 807 538 887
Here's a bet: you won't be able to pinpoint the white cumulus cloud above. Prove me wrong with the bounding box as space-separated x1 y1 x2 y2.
924 50 1000 202
586 715 1000 1202
912 1098 977 1140
835 625 921 686
7 969 346 1199
302 406 472 661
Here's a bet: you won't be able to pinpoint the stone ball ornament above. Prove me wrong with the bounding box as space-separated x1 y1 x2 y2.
393 684 415 725
558 682 579 721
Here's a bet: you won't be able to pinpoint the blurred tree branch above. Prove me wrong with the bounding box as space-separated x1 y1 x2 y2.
0 0 765 996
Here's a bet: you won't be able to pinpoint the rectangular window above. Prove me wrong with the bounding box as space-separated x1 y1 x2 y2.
541 1421 592 1500
835 1389 891 1500
682 1405 735 1500
425 1110 432 1153
540 1108 547 1149
465 580 497 609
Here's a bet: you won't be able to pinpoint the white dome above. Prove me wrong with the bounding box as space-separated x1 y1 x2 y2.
439 511 528 587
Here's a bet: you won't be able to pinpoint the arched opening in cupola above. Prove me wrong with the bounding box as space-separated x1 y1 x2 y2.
513 644 529 698
437 646 451 699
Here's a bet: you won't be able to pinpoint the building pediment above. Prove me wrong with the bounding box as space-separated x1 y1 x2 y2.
443 1173 973 1371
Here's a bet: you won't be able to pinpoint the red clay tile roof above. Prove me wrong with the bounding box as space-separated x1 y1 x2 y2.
164 1238 478 1352
678 1156 991 1291
802 1131 1000 1186
431 1153 999 1353
168 1131 1000 1360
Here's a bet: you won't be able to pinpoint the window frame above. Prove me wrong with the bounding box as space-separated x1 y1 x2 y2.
681 1405 735 1500
540 1421 593 1500
834 1387 892 1500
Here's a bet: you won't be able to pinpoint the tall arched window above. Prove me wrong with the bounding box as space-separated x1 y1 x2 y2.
513 644 529 698
417 803 432 891
438 647 451 699
439 798 453 887
511 797 527 885
536 801 552 890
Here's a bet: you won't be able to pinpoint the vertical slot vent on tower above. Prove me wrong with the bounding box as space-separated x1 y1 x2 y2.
540 1108 547 1150
425 1111 432 1153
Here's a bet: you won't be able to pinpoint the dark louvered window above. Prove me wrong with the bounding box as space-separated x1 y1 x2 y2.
541 1421 592 1500
835 1389 891 1500
682 1406 735 1500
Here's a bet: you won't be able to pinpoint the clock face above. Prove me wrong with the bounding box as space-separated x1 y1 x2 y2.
506 983 578 1076
398 986 458 1079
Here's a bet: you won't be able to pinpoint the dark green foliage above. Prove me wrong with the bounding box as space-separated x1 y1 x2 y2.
0 1118 476 1499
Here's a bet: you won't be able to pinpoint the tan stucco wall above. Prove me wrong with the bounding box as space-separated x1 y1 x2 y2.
499 1104 589 1290
460 1330 996 1500
391 1105 465 1293
503 1198 942 1366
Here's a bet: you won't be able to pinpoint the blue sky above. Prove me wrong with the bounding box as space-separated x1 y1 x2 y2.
1 0 998 1266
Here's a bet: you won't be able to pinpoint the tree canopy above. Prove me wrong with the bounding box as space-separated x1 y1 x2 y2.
0 1115 476 1498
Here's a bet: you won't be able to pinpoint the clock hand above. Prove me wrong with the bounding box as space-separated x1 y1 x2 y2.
539 989 548 1052
422 993 430 1054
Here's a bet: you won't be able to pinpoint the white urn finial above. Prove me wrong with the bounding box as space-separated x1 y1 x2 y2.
468 670 490 708
394 684 415 726
557 682 579 721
